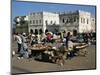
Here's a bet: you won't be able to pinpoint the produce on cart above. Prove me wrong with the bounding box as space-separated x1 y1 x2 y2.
29 41 88 65
30 43 53 60
73 43 88 56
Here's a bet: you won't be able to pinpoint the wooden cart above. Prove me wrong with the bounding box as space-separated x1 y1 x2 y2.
73 43 88 56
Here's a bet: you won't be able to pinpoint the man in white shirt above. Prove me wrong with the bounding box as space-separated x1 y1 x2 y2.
20 33 29 58
15 33 22 53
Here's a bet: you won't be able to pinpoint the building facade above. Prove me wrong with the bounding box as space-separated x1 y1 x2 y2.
59 10 95 33
91 15 96 32
28 12 59 33
79 10 91 33
14 10 96 34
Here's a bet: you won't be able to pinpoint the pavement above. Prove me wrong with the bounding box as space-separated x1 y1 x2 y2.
11 41 96 74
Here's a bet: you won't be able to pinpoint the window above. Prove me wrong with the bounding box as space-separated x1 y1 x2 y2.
66 19 69 23
74 17 76 22
45 20 48 25
92 19 94 21
39 20 41 24
36 20 38 24
33 20 35 24
87 19 89 24
30 29 33 34
32 13 35 16
70 18 73 23
50 21 53 24
30 20 32 24
76 17 79 22
35 29 38 35
81 18 82 23
83 18 85 24
75 17 79 22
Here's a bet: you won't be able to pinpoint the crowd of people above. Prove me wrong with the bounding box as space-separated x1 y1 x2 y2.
12 30 96 60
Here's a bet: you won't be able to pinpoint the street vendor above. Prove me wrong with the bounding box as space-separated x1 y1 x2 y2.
30 35 38 46
15 33 22 54
19 33 29 58
46 32 53 42
65 32 71 49
66 30 79 57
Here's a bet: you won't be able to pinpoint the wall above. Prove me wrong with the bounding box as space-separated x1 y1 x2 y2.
79 10 91 33
43 12 59 33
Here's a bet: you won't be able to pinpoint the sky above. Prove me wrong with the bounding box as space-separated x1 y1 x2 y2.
12 0 96 25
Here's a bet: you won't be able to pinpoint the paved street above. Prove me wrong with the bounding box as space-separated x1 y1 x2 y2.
11 41 96 74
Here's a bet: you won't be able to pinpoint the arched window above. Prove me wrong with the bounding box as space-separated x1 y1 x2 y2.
39 29 43 34
45 29 48 34
45 20 48 25
30 29 33 34
35 29 38 35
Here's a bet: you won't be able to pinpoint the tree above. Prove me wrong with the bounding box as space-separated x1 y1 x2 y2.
13 16 19 24
20 16 26 25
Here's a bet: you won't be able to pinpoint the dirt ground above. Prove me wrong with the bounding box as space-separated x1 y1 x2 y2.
11 40 96 74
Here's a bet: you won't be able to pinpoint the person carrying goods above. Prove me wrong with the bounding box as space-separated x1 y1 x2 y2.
15 33 22 54
18 33 29 59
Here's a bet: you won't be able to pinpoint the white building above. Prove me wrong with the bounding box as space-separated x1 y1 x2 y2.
91 15 96 32
28 11 59 33
14 10 95 34
79 10 91 33
59 10 95 33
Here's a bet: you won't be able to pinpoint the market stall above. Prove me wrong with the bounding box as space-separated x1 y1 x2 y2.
29 42 88 66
